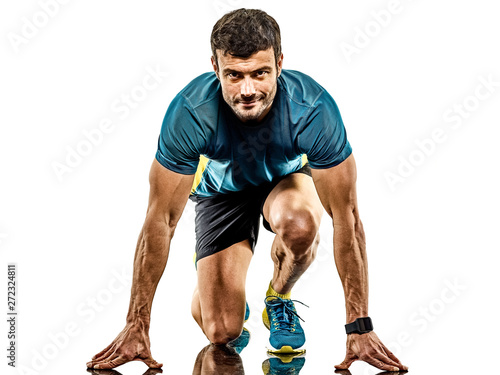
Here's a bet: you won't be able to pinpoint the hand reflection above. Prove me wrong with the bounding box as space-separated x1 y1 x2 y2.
335 370 408 375
192 344 245 375
87 367 163 375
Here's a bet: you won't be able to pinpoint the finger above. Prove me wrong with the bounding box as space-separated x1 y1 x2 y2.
92 343 114 360
94 355 129 370
334 352 357 370
87 359 109 369
88 348 118 368
92 345 116 363
141 356 163 368
381 345 408 371
373 352 403 370
363 355 400 372
88 353 120 369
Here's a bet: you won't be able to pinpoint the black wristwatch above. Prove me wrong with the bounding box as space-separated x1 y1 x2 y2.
345 317 373 334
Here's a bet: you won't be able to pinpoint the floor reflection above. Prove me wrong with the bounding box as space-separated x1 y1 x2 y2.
263 355 306 374
85 348 409 375
335 370 408 375
85 336 410 375
192 344 245 374
192 343 307 375
87 368 163 375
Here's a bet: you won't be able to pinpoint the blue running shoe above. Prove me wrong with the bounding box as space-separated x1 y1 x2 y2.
262 356 306 374
227 327 250 354
245 301 250 322
227 302 250 354
262 296 308 354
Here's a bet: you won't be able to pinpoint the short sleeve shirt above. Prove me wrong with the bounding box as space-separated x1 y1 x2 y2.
156 69 352 197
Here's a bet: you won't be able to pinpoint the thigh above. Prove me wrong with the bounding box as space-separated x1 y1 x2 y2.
262 172 324 233
196 239 252 322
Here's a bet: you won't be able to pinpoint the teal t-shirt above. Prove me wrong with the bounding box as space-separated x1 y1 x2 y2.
156 69 352 197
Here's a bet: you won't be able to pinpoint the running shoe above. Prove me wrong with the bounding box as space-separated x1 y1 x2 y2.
262 296 308 354
262 356 306 374
244 301 250 322
227 327 250 354
227 303 250 354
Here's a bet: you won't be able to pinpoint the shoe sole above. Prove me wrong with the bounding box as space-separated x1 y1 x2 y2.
266 350 306 362
267 346 306 355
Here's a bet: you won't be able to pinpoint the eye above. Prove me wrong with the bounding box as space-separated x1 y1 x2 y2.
227 72 240 79
256 70 268 77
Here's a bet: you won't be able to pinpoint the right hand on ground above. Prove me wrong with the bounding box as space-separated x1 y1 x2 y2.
86 323 163 370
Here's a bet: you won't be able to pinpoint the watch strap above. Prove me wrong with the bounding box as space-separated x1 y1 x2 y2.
345 317 373 334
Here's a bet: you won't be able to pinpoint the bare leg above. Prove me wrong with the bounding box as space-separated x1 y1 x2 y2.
191 239 252 344
262 173 324 295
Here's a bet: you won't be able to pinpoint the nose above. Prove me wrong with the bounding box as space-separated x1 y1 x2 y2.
240 76 256 97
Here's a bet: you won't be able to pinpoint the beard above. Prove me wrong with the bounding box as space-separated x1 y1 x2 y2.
223 83 277 123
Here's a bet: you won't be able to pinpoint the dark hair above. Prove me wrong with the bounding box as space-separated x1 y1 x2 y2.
210 8 282 69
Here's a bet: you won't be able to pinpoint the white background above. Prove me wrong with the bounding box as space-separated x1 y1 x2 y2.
1 0 499 374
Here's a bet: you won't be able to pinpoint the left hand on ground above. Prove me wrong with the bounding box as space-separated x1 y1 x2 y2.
335 331 408 372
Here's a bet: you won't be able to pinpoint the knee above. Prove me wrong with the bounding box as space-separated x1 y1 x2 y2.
204 318 243 345
273 208 320 253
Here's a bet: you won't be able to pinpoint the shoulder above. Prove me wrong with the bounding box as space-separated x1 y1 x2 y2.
278 69 327 108
177 72 221 109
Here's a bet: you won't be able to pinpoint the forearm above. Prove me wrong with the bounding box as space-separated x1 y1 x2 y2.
333 216 368 323
126 217 174 326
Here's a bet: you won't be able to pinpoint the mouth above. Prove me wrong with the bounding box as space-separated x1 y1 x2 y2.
238 98 261 108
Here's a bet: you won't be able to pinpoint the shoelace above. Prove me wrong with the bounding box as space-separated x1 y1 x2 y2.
264 296 309 331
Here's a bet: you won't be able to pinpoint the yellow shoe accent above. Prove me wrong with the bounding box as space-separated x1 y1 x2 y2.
263 306 271 330
267 346 306 356
262 359 271 374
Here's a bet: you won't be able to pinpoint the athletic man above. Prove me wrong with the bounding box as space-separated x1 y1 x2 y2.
87 8 407 372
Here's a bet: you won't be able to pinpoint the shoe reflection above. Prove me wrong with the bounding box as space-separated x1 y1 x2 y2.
262 355 306 374
192 344 245 375
87 368 163 375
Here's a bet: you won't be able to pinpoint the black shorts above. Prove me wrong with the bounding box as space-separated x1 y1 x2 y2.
190 164 312 262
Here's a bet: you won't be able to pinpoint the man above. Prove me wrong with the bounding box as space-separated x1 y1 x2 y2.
87 8 407 372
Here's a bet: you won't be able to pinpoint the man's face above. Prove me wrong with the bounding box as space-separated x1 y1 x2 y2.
212 48 283 123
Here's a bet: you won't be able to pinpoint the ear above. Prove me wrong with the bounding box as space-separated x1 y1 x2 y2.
211 56 220 80
276 53 284 77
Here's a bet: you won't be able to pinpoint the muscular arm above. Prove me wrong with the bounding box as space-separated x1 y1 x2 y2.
311 154 367 323
312 154 407 372
87 159 194 369
127 159 194 324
